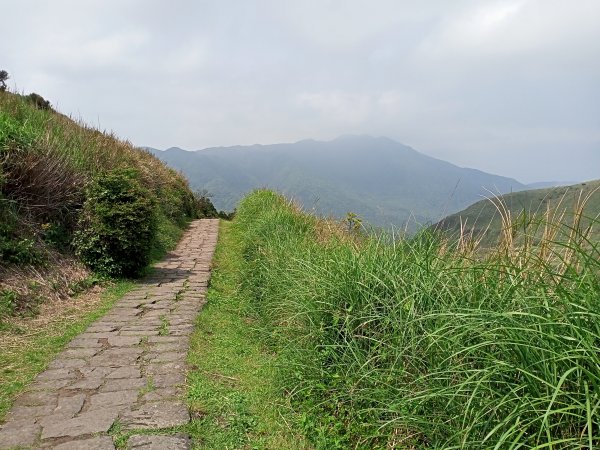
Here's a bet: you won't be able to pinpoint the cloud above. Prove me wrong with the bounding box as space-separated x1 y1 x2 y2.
296 92 374 125
1 0 598 183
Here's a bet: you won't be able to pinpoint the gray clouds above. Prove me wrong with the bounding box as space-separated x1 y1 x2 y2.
2 0 599 182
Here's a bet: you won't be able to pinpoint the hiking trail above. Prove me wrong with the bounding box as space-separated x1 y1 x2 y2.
0 219 219 449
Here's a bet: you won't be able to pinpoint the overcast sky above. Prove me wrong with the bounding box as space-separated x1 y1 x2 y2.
2 0 599 183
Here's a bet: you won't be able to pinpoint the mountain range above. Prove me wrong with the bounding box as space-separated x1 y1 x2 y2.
147 136 561 229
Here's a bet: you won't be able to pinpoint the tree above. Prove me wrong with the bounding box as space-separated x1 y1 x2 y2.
0 70 8 92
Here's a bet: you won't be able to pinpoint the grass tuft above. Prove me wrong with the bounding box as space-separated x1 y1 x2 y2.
231 189 600 449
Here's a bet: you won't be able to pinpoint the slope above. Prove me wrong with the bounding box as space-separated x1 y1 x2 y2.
0 90 214 315
435 179 600 245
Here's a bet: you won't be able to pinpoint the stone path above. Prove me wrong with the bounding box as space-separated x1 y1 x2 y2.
0 219 219 450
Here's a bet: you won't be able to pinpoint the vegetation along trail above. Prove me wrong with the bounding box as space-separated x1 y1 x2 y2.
0 219 218 450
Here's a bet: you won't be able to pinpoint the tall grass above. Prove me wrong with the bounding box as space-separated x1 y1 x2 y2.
233 190 600 449
0 92 199 228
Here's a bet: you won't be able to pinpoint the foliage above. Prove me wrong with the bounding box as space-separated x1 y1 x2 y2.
74 169 157 277
195 192 219 218
0 70 8 92
344 211 362 233
0 91 211 275
41 222 71 250
232 189 600 449
25 92 52 110
217 209 235 220
0 204 44 265
0 289 17 318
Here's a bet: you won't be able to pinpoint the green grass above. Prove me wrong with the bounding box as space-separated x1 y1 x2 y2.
0 280 134 420
435 179 600 246
0 89 212 268
186 220 310 449
158 315 170 336
230 189 600 449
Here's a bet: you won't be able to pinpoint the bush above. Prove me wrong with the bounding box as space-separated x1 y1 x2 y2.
25 93 52 111
0 202 44 265
0 289 17 318
74 169 157 277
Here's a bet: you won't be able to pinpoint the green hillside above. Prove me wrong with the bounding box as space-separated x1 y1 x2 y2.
149 135 527 230
435 179 600 245
0 91 215 316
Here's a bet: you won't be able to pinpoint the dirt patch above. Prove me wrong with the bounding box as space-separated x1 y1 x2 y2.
0 284 106 351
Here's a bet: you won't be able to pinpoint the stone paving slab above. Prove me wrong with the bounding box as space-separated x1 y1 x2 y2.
128 434 191 449
0 219 218 449
49 436 115 450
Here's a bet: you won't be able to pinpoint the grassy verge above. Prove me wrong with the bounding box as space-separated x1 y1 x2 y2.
0 280 134 420
186 220 310 449
232 190 600 449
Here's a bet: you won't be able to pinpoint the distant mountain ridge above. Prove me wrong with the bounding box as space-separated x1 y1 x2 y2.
148 135 528 229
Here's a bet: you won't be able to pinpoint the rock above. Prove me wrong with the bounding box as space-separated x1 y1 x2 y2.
99 377 147 392
54 394 85 417
89 390 139 409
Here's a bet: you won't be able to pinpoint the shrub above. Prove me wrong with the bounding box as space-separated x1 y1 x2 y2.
74 168 157 277
0 70 8 92
0 289 17 318
195 192 219 218
25 93 52 111
0 202 44 265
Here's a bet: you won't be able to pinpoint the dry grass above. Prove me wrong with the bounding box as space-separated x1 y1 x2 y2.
0 251 90 314
0 283 102 351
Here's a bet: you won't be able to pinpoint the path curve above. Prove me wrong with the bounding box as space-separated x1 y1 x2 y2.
0 219 219 449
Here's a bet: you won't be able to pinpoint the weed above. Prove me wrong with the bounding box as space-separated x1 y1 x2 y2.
68 274 102 296
0 289 17 317
108 419 127 448
158 315 169 336
138 377 155 397
175 288 184 301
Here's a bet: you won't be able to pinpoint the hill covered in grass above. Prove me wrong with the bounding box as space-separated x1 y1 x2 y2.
229 189 600 448
0 90 215 318
435 179 600 246
149 135 527 229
